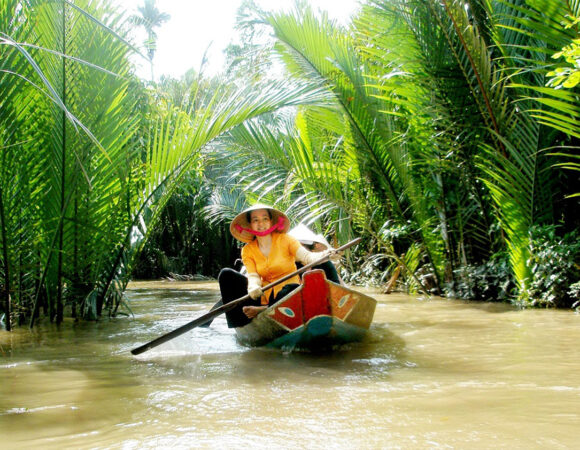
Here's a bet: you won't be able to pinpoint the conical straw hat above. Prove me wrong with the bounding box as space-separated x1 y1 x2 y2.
230 203 290 243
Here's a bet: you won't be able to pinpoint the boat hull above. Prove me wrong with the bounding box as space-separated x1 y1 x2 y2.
235 269 377 350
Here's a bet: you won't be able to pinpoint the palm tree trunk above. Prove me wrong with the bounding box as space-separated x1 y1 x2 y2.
0 188 11 331
56 0 67 324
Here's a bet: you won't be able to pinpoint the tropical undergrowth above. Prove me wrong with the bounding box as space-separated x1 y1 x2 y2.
524 225 580 308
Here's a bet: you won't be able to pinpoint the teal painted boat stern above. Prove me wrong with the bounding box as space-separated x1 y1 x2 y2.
266 315 368 350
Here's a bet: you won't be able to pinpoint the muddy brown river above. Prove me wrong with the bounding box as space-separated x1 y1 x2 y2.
1 280 579 449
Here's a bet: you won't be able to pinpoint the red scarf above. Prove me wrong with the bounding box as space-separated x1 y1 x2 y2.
235 216 285 237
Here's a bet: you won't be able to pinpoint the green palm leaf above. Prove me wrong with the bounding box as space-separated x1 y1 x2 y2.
260 5 448 290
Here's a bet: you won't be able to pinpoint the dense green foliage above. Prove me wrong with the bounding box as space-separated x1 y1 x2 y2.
0 0 329 328
202 0 579 307
526 225 580 308
1 0 579 330
131 174 237 279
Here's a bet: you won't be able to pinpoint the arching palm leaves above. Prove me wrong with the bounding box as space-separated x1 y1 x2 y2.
481 0 577 295
256 5 448 292
497 0 580 197
1 0 144 323
0 0 332 326
226 0 577 301
356 0 569 299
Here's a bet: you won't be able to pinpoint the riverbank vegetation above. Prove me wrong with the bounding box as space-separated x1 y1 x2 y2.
1 0 579 329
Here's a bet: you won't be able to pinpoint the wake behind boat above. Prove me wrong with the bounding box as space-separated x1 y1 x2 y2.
235 269 377 349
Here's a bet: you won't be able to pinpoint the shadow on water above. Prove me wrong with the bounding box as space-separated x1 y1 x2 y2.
131 320 408 385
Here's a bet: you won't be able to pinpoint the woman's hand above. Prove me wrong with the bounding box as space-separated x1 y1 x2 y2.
248 286 263 300
247 272 263 299
296 246 335 265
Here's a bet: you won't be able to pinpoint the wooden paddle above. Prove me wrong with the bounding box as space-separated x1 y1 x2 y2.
198 299 223 327
130 237 362 355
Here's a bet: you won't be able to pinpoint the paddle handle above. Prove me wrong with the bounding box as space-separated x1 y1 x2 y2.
130 237 362 355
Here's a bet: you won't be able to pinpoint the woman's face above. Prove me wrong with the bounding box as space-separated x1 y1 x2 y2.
312 242 326 252
302 242 326 252
250 209 272 232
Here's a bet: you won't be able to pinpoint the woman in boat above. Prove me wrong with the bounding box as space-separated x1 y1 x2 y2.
218 204 334 328
288 223 342 285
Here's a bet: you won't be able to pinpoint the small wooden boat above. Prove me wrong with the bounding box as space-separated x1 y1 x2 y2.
235 269 377 349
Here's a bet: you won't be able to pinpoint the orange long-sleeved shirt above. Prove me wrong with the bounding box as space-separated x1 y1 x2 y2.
241 232 301 305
